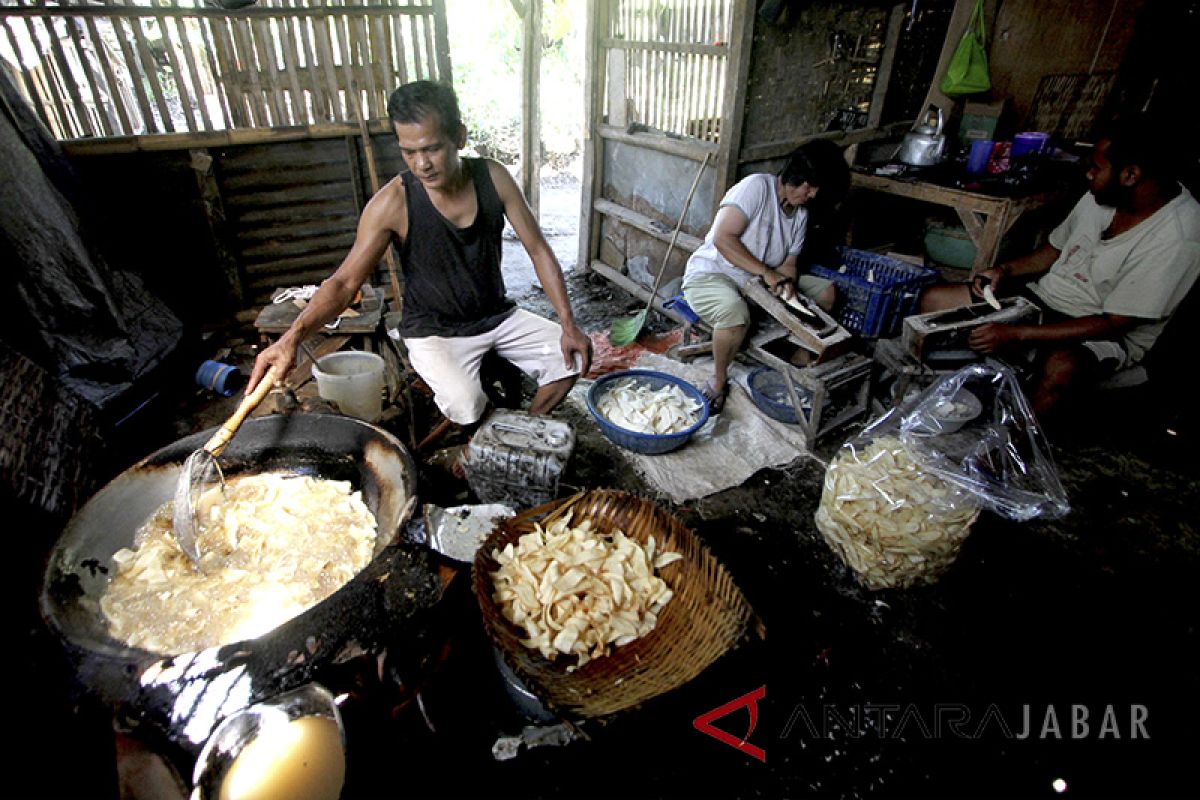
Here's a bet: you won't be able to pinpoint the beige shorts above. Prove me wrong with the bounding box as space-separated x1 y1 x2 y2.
682 271 834 329
403 309 578 424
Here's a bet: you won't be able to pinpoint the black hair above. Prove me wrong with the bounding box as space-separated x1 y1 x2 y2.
779 140 851 202
387 80 462 140
1097 116 1179 184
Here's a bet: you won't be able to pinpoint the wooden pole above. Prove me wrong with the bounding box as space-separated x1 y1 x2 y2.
714 0 754 211
519 0 542 218
577 0 608 274
431 0 453 84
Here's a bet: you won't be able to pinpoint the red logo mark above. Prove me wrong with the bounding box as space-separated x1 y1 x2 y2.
693 685 767 763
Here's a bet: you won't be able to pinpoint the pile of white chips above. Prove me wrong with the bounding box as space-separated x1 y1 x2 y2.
490 514 683 669
597 379 702 435
814 436 977 589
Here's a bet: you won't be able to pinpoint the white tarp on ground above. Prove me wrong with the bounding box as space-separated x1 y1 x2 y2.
570 353 812 503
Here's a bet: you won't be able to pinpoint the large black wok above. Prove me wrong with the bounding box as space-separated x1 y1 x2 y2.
40 413 442 753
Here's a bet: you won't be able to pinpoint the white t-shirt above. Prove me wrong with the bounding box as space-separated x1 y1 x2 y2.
1031 186 1200 363
683 173 807 289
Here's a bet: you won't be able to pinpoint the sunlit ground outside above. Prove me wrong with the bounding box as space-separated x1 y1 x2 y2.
446 0 586 291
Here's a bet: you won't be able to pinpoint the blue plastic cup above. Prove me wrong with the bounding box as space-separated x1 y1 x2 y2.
966 139 993 174
195 359 245 397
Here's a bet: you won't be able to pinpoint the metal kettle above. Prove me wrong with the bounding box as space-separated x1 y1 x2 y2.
898 105 947 166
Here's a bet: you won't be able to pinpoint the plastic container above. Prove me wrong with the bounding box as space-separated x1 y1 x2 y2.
195 360 245 397
312 351 385 422
664 294 701 324
466 410 575 509
747 366 812 424
1012 131 1050 158
924 221 1017 272
586 370 710 455
810 247 940 338
966 139 993 174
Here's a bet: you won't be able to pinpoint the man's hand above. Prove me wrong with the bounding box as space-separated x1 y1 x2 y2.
969 322 1023 353
247 338 296 394
972 266 1006 299
560 323 592 376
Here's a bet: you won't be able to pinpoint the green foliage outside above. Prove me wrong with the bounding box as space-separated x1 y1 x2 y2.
445 0 584 171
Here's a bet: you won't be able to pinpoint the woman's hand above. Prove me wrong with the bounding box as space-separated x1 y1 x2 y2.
764 270 795 300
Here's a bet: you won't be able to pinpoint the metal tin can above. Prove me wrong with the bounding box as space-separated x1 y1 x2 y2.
465 410 575 509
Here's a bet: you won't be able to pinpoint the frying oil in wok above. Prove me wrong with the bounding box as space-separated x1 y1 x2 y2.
100 473 377 655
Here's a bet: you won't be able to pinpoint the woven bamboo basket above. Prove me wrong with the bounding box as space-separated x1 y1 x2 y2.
472 489 754 718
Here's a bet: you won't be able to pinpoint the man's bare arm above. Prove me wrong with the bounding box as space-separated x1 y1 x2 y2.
488 161 591 372
969 313 1137 353
247 181 403 392
1001 242 1061 278
971 242 1062 296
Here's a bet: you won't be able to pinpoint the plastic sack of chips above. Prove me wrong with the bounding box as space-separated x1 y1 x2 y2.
815 362 1069 589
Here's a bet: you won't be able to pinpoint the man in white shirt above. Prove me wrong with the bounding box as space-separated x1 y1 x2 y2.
920 120 1200 418
682 143 847 412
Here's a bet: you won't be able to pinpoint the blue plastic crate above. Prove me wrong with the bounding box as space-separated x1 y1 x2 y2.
811 247 939 338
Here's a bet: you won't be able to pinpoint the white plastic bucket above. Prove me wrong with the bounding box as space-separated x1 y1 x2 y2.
312 351 385 422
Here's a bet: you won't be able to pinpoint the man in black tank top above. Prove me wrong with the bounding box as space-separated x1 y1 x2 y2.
249 81 591 429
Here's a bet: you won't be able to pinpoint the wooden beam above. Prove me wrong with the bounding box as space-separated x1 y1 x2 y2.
0 6 434 21
600 38 726 56
593 198 704 254
737 121 914 166
520 0 542 217
60 119 393 155
598 123 717 162
577 0 607 274
589 260 694 327
714 0 755 214
430 0 454 84
867 3 906 128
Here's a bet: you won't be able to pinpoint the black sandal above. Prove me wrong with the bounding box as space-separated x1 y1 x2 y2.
701 380 729 414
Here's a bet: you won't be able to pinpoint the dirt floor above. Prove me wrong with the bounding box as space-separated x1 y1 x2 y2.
18 251 1200 798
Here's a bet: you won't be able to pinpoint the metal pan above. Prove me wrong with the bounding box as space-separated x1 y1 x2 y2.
40 414 437 749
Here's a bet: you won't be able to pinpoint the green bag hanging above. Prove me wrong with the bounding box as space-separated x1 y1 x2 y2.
940 0 991 96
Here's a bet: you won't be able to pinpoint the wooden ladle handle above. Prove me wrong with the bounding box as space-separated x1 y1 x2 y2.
203 365 278 457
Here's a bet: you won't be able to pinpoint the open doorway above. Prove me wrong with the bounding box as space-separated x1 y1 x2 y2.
445 0 585 297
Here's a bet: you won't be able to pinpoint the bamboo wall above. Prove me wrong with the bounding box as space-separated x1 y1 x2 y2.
0 0 451 141
604 0 731 143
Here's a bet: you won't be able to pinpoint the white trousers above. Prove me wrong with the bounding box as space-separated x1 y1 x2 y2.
403 309 578 424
